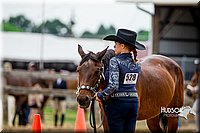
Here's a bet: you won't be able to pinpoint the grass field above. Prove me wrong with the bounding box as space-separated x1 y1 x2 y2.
2 104 197 132
43 105 77 128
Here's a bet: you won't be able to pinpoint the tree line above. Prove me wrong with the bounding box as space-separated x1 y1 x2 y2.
1 14 149 41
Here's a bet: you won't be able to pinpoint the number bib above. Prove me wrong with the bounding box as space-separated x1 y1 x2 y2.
123 73 138 84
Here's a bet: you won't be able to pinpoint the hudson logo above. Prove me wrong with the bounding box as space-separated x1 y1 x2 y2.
160 106 196 119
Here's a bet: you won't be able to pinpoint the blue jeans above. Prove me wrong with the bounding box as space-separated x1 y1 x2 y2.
105 99 138 133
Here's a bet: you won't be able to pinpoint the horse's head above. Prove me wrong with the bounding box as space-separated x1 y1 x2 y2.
76 45 108 108
190 70 199 87
186 67 199 98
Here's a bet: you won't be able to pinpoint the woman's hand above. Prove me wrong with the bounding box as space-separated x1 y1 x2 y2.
95 93 102 102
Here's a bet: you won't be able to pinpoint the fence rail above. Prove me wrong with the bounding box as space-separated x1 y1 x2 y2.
2 70 78 126
3 70 78 80
4 85 77 97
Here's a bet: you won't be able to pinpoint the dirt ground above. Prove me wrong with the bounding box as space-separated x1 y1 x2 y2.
2 118 197 133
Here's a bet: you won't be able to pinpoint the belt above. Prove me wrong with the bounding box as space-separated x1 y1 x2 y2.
110 92 138 98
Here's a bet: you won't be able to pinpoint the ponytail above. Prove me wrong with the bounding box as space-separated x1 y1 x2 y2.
124 44 138 63
132 49 138 63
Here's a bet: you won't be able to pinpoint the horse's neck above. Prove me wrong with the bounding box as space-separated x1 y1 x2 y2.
99 81 107 91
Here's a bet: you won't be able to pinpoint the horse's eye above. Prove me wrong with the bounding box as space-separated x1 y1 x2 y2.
95 70 100 75
100 67 103 72
76 66 80 72
76 68 80 72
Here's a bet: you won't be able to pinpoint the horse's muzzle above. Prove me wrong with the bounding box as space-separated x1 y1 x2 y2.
77 95 91 108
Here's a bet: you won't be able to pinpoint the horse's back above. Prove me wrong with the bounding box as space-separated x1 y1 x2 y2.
137 55 184 120
5 72 32 87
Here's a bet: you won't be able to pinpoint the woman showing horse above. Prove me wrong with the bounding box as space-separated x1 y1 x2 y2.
76 29 184 133
95 29 145 133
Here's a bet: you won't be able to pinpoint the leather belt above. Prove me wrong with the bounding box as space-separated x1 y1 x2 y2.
110 92 138 98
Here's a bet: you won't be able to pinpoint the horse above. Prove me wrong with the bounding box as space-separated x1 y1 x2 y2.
3 70 50 126
76 45 184 133
186 64 200 100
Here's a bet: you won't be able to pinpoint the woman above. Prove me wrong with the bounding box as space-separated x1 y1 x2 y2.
95 29 145 133
28 83 43 124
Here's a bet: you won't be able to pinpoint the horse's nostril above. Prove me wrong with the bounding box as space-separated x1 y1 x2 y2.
77 95 91 108
85 96 90 101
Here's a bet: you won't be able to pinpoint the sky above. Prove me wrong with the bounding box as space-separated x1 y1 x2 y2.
1 0 153 36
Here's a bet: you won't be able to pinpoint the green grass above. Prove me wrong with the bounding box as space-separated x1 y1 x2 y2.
43 106 77 128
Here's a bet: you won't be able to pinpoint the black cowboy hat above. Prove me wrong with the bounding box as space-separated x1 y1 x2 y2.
103 29 146 50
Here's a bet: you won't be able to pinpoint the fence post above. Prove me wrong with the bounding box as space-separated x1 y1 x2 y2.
2 74 8 126
3 93 8 126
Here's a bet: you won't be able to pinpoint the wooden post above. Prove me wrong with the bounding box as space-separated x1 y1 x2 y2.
2 74 8 126
3 93 8 126
152 5 160 54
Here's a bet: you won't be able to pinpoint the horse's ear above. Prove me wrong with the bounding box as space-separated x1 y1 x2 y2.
78 44 86 58
97 46 109 61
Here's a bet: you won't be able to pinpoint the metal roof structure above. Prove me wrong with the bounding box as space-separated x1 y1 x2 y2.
117 0 199 5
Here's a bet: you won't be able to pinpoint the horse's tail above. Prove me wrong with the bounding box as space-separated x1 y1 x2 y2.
159 62 184 133
175 66 184 107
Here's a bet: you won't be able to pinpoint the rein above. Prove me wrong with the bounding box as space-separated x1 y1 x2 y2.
89 98 105 133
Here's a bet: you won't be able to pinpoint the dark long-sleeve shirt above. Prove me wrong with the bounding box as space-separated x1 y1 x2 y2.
97 53 141 101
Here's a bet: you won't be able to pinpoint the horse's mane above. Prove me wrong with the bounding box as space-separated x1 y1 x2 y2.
79 49 115 70
102 49 115 70
79 52 99 65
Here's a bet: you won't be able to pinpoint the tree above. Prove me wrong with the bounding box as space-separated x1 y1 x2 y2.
81 24 116 39
2 15 75 37
96 25 107 36
137 30 149 41
34 19 74 37
107 25 116 35
7 15 33 32
81 31 96 38
2 22 23 32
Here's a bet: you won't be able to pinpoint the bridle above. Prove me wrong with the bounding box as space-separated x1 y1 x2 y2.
76 64 105 95
76 61 106 133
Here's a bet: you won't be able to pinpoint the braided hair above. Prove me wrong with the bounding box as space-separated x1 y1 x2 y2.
125 44 138 63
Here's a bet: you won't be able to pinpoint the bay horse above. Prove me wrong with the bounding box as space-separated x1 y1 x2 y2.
76 45 184 133
3 70 49 126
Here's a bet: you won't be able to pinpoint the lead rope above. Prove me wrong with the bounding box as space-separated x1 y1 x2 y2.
90 98 105 133
89 67 105 133
133 49 138 63
90 98 97 133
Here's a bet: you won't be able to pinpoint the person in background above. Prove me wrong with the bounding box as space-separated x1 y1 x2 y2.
52 69 67 127
28 62 36 72
28 83 43 124
3 62 12 72
27 62 43 124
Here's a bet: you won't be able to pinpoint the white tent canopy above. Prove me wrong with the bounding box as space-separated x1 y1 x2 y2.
2 32 149 64
2 32 115 64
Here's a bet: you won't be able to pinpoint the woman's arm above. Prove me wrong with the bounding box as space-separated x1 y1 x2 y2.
97 57 119 101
